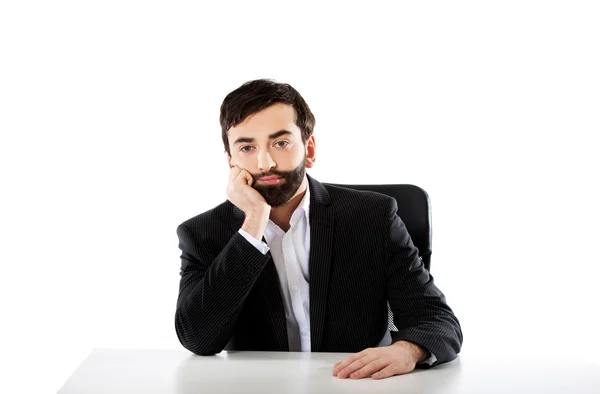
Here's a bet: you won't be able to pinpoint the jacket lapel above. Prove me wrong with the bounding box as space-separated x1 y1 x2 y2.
306 175 335 352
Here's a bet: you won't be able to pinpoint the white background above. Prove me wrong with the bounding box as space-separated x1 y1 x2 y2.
1 1 599 392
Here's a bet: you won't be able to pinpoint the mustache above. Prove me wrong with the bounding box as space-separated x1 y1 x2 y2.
251 169 292 181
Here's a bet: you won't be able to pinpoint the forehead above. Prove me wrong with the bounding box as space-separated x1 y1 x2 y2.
228 103 300 140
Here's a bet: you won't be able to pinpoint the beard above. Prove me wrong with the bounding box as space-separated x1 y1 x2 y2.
251 159 306 208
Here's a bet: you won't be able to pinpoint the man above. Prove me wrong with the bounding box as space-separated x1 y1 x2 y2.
175 79 462 380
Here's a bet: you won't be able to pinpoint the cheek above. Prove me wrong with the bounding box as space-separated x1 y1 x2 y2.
230 154 255 170
276 148 304 167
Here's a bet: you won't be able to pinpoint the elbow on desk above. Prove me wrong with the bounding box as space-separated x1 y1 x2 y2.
188 345 219 357
174 312 222 356
175 327 219 356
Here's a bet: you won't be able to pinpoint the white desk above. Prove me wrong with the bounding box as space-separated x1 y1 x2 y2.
59 348 600 393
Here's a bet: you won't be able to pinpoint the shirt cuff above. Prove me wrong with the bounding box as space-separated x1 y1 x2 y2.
238 228 270 255
418 351 437 366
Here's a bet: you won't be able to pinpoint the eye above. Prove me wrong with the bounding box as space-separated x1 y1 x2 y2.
275 141 289 148
240 146 254 153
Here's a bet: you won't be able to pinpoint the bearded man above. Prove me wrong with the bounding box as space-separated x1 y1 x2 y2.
175 79 462 380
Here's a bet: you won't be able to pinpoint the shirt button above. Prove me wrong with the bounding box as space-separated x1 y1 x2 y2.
301 329 309 336
291 285 299 291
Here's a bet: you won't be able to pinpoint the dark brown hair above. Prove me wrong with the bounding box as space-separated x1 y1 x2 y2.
220 79 316 155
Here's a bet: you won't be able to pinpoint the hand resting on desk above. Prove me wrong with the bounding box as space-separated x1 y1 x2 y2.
332 341 427 380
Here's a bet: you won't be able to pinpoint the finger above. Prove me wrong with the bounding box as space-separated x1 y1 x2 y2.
331 362 341 376
349 359 389 380
232 169 252 189
228 165 242 182
240 169 254 186
333 352 368 374
334 348 371 373
234 167 252 183
372 364 400 380
332 353 367 376
336 355 377 379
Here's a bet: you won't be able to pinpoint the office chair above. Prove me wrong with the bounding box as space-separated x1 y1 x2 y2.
324 183 433 335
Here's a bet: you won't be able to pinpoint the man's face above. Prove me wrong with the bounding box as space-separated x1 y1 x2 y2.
227 103 316 207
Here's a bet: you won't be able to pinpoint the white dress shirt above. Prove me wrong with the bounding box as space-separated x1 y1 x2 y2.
238 185 436 364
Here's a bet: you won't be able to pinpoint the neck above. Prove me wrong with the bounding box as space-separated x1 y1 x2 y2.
269 176 308 232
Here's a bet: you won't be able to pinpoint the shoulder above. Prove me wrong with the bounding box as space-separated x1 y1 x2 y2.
178 200 236 235
323 183 397 214
176 201 239 258
321 183 397 231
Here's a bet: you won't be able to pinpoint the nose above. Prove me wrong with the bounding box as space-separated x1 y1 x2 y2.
257 150 276 172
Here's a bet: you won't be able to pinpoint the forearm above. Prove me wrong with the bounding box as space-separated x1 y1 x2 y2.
175 228 270 355
389 295 462 365
385 198 463 365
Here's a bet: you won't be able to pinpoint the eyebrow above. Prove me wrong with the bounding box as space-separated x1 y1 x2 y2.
233 130 293 145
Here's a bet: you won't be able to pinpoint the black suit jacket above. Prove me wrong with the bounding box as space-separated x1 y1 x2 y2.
175 175 462 366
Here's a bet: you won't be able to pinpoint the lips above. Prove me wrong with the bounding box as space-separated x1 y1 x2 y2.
259 176 282 181
256 176 284 185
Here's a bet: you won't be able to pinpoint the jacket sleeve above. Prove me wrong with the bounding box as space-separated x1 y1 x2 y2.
384 198 463 367
175 223 271 355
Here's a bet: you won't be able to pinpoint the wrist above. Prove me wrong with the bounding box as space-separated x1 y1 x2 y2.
242 210 269 240
393 341 428 364
246 203 270 220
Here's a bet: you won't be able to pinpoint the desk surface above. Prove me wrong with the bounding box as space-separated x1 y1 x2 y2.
59 348 600 394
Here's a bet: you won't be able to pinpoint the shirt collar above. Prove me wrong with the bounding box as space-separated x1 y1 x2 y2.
294 181 311 225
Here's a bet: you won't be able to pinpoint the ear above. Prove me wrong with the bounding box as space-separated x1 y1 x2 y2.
226 153 233 168
305 135 316 168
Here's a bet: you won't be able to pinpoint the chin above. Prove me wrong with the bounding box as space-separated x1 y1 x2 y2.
270 200 292 208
